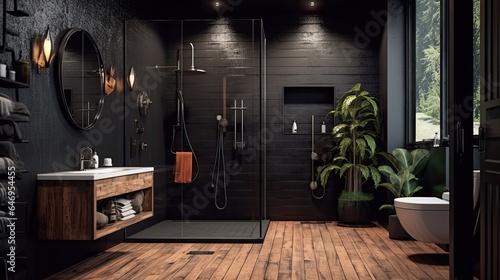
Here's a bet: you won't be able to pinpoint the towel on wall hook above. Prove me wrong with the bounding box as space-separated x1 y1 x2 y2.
174 152 193 183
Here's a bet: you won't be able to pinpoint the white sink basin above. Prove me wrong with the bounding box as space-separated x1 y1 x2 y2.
37 167 154 180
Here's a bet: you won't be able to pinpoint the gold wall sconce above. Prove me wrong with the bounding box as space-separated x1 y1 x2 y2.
128 66 136 91
34 26 53 74
105 66 116 95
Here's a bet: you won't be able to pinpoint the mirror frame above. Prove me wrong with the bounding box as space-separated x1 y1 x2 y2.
56 28 104 130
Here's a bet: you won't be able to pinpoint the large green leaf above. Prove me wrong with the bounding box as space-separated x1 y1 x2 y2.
410 149 430 175
358 165 370 180
393 148 411 169
377 182 398 197
318 164 340 187
338 137 352 157
369 165 381 186
333 123 348 133
400 170 417 197
362 134 377 157
377 148 429 200
378 165 396 178
338 163 354 178
355 138 367 159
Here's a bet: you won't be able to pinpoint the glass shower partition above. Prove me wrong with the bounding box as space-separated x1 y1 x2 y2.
124 19 267 242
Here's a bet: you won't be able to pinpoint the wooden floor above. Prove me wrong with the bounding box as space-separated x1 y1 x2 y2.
46 221 450 279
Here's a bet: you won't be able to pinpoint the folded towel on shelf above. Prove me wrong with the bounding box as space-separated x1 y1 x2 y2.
0 141 25 171
0 119 22 141
115 197 132 207
0 182 6 203
0 180 17 204
0 96 13 118
0 217 14 234
174 152 192 183
126 190 144 213
0 157 23 179
0 93 30 122
0 141 20 159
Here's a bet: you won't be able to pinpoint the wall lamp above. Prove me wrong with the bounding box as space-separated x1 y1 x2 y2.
105 67 116 95
35 26 53 74
128 66 136 91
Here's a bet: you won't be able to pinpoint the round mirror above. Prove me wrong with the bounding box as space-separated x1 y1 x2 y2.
57 28 104 130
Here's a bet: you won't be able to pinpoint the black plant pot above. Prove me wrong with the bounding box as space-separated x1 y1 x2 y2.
338 198 373 226
388 214 414 240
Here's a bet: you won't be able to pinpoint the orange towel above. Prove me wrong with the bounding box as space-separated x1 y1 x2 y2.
174 152 192 183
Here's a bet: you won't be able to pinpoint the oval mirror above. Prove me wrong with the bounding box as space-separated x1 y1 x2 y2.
57 28 104 130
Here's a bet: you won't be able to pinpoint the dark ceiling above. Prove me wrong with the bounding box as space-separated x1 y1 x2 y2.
131 0 387 20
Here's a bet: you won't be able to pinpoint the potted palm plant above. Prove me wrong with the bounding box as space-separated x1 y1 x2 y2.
377 147 430 239
317 83 382 225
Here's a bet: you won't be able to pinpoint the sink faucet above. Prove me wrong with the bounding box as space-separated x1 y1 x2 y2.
80 146 95 170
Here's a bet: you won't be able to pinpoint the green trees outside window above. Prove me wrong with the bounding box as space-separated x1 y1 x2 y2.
413 0 480 142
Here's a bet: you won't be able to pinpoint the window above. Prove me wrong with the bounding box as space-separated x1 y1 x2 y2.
412 0 442 143
409 0 481 143
473 0 480 135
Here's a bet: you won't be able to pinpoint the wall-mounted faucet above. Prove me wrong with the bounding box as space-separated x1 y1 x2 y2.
135 119 145 134
79 146 96 170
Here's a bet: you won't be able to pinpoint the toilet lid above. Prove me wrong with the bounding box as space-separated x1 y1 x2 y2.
394 197 449 211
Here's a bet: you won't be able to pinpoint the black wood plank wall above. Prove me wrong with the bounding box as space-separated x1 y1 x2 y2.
264 15 382 220
125 10 384 221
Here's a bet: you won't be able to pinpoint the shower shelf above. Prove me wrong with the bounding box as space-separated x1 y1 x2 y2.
282 86 335 135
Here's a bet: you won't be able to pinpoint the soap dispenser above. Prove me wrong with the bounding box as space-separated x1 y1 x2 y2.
92 149 99 168
433 132 439 147
292 120 297 134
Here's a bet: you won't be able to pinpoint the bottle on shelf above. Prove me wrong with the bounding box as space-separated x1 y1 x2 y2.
8 65 15 80
433 132 440 147
92 149 99 168
0 60 6 78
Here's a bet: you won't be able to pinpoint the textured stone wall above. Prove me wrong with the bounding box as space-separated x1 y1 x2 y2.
0 0 133 278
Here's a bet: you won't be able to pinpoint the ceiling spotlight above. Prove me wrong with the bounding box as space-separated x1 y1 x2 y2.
215 1 220 7
310 1 315 7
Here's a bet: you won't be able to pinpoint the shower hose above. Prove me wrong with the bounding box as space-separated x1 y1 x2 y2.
211 115 227 210
170 98 199 182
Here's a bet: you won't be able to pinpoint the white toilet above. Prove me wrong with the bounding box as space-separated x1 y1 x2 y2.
394 170 480 244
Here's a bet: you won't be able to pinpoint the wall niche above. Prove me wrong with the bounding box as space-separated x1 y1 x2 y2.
282 86 335 135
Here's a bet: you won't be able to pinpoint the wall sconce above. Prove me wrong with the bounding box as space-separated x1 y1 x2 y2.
35 26 53 74
105 66 116 95
128 66 136 91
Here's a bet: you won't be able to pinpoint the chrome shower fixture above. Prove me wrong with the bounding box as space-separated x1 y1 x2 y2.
174 43 206 74
231 100 246 149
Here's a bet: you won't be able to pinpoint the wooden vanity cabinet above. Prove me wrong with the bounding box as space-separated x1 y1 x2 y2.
37 171 153 240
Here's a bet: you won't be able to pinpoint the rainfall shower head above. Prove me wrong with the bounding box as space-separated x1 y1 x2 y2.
174 67 206 75
175 43 206 75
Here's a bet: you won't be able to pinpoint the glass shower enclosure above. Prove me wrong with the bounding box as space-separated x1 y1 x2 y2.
124 19 267 241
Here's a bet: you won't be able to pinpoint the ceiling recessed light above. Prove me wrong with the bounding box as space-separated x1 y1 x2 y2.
310 1 315 7
215 1 220 7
